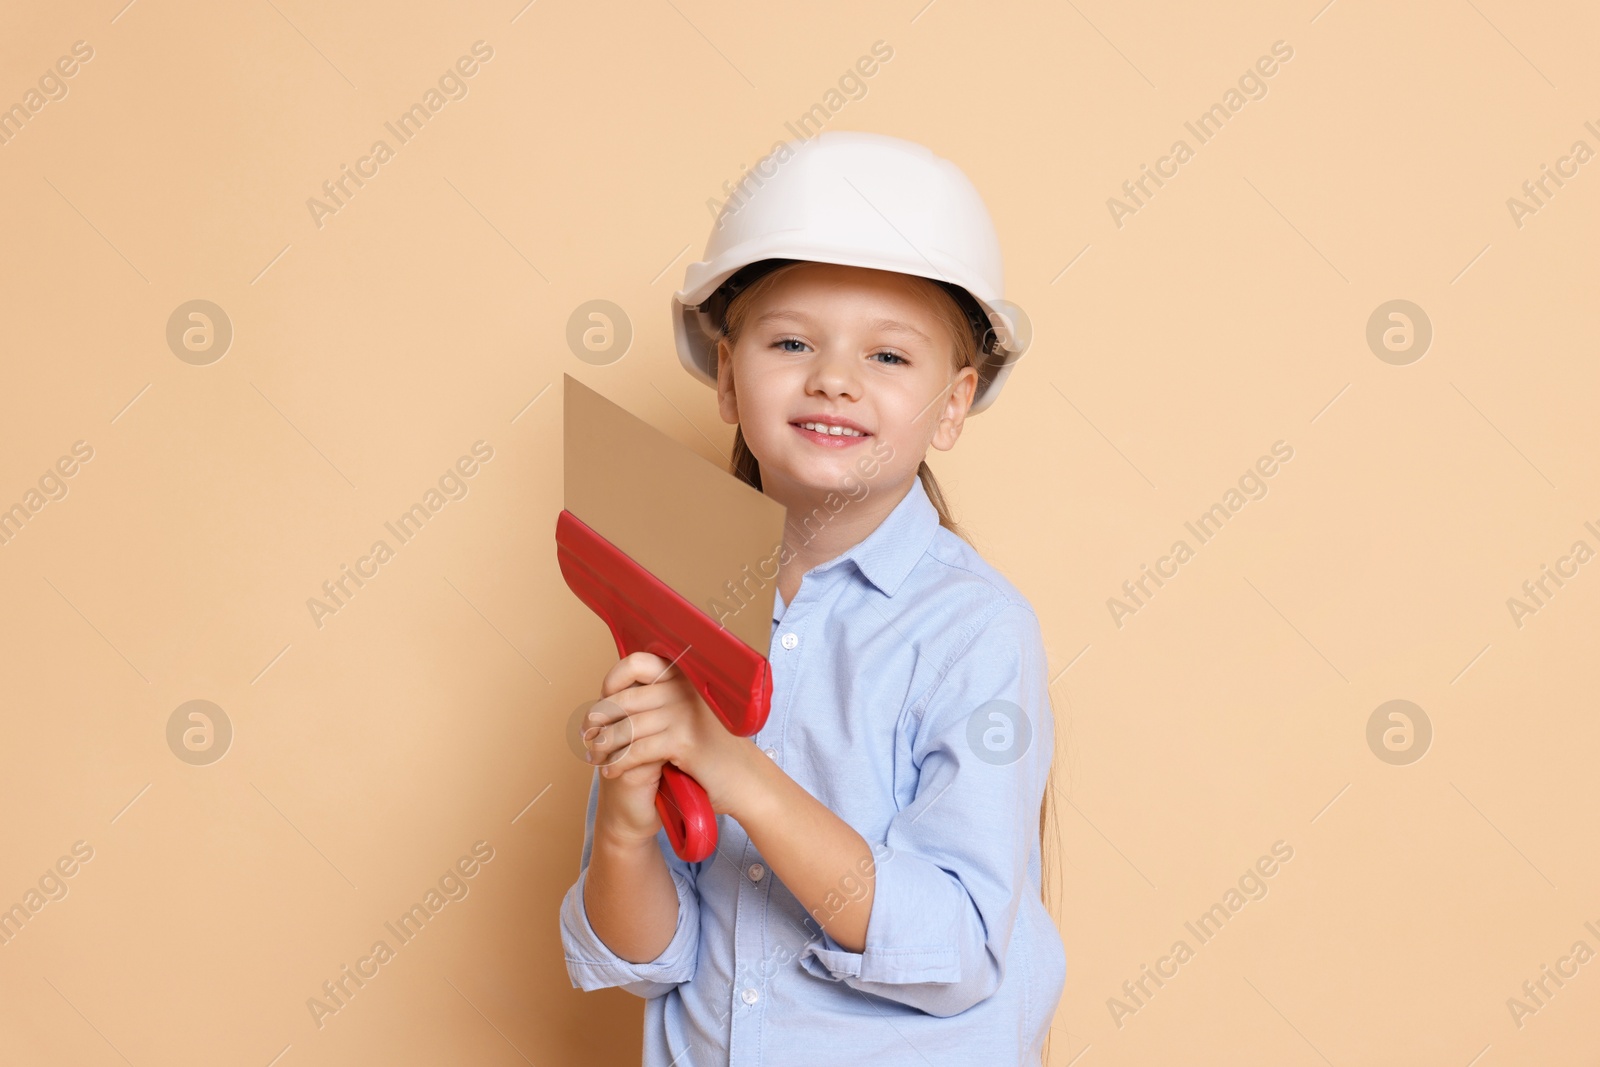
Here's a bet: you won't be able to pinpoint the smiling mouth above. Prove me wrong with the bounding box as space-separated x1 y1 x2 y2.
790 421 872 447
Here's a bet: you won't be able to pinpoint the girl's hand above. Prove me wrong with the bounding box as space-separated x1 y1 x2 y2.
585 703 669 849
586 651 763 825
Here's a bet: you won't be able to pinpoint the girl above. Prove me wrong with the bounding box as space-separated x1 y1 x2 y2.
560 131 1065 1065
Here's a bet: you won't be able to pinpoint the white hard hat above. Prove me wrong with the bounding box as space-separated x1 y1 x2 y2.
672 131 1029 416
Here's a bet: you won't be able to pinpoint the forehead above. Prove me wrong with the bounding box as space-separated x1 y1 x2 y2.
746 262 945 334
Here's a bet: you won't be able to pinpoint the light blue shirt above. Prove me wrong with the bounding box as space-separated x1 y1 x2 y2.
559 473 1066 1065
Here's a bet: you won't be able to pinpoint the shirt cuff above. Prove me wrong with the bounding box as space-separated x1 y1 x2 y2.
796 845 963 987
561 863 699 997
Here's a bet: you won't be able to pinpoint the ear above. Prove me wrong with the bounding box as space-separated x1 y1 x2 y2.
929 364 979 452
715 338 739 426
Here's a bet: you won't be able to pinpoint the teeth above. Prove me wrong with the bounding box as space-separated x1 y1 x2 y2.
799 421 864 437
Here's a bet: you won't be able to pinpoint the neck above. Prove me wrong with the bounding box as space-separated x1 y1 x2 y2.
766 474 917 605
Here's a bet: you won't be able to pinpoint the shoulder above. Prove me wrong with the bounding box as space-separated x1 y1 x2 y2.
909 525 1041 629
897 527 1047 702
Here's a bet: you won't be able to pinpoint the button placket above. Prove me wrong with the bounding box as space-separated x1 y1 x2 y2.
765 592 801 769
728 828 766 1058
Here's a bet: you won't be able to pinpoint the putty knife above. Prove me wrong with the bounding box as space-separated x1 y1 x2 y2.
556 374 786 862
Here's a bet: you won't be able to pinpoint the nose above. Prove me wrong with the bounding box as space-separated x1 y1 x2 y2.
804 344 861 401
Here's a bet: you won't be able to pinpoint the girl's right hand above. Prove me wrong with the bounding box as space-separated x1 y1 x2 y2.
585 691 666 848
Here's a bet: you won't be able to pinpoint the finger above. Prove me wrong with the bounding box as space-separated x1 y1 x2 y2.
599 652 672 699
597 731 674 779
615 758 668 788
583 696 631 732
606 678 689 719
590 683 660 723
582 687 670 747
587 707 670 763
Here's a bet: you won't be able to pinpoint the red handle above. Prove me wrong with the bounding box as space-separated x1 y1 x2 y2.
556 509 772 863
654 764 718 864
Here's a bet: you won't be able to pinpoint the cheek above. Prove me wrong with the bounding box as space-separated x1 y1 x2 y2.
876 387 932 438
731 356 793 426
729 365 784 450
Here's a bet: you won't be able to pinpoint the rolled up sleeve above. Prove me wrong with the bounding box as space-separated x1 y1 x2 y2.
797 600 1054 1017
559 768 702 999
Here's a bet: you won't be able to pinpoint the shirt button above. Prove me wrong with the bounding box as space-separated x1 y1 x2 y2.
764 747 777 760
741 987 759 1005
780 632 798 650
748 863 765 882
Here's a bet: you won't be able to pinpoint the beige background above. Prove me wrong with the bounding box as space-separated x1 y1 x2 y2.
1 0 1596 1064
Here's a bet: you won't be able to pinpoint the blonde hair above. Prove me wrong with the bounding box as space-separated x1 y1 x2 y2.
712 262 1060 1010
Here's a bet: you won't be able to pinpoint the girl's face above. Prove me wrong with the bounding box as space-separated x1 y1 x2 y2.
715 262 979 504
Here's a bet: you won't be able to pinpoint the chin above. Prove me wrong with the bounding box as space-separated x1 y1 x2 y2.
750 430 897 491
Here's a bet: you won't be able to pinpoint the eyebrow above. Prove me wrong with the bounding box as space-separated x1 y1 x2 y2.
752 308 931 343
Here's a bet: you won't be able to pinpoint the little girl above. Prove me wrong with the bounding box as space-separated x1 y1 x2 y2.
560 131 1065 1065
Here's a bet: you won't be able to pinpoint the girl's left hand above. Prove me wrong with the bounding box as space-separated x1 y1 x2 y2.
586 651 764 820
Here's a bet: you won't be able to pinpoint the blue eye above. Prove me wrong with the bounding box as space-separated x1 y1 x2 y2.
770 337 907 364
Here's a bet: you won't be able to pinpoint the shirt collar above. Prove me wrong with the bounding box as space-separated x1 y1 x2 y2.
800 475 941 601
